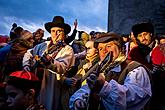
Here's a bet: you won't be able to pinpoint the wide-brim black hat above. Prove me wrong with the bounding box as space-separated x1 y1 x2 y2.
45 16 71 34
94 32 121 48
132 22 154 37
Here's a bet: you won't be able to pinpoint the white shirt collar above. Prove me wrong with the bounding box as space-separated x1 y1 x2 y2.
111 64 121 73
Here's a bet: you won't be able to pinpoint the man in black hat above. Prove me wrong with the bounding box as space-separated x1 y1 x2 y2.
69 32 151 110
23 16 76 110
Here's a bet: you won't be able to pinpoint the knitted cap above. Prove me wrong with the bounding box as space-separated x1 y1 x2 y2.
21 30 33 40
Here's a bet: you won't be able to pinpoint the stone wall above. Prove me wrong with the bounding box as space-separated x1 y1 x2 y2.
108 0 165 36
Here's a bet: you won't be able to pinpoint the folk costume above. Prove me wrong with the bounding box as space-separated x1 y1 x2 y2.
69 33 151 110
23 16 75 110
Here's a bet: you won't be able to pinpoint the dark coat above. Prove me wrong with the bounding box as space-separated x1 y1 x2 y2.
0 39 33 81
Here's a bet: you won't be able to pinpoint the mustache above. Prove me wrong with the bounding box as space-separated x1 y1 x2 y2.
142 39 148 42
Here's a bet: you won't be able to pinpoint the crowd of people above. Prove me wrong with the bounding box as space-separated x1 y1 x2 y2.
0 15 165 110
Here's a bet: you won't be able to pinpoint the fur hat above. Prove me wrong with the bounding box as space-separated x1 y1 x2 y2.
132 22 154 37
94 32 121 48
45 16 71 34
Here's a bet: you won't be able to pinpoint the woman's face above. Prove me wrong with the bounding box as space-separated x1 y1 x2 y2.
85 41 97 58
